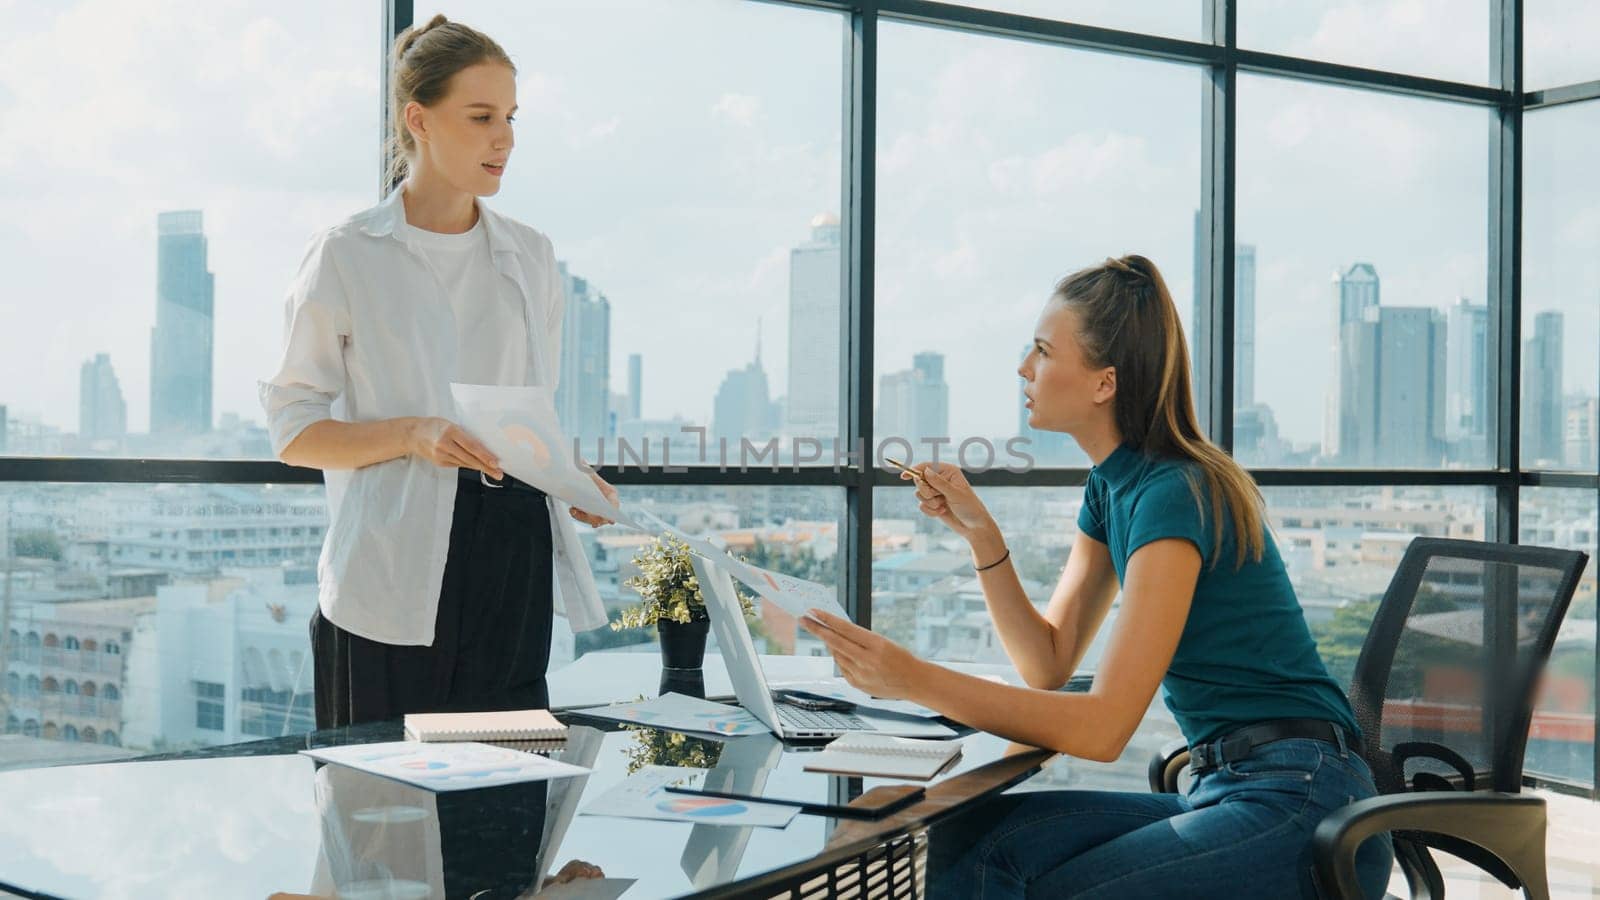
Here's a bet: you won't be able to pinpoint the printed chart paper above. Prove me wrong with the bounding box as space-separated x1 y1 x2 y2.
451 383 641 530
573 693 766 738
629 509 849 620
582 766 798 829
301 741 591 792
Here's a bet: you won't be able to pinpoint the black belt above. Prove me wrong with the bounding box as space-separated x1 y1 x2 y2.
1188 718 1354 774
457 468 546 496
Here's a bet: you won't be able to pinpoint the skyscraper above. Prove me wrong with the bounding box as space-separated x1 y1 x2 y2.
1234 403 1283 465
1234 243 1257 411
785 213 841 437
1523 310 1565 466
1444 296 1489 459
150 210 215 434
80 353 127 440
712 331 777 449
1336 262 1381 325
1565 396 1598 471
627 353 643 422
555 262 612 440
878 352 950 455
1325 263 1382 461
1188 212 1257 417
1339 305 1448 467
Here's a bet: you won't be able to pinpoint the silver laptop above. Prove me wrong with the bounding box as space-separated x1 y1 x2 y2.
691 555 956 740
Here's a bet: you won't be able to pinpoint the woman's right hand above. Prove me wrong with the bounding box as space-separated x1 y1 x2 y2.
404 417 503 479
904 461 998 544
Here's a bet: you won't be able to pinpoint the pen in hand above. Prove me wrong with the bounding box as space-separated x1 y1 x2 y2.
883 455 927 485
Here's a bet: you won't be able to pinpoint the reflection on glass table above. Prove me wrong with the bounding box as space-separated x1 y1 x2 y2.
0 714 1053 899
0 650 1183 898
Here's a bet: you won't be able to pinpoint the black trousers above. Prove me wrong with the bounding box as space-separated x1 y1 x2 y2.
311 470 556 728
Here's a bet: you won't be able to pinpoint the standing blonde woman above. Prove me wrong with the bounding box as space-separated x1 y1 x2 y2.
802 256 1393 898
262 15 616 728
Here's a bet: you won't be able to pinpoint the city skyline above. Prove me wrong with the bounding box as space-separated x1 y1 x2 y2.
10 209 1597 474
3 476 1592 773
3 1 1597 461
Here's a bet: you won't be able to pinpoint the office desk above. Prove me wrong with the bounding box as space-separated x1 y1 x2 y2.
0 654 1058 899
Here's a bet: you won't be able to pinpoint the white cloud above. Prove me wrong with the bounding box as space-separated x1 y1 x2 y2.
712 92 762 126
580 114 622 146
1242 0 1489 85
933 238 980 280
1028 132 1156 195
1561 205 1600 249
1265 102 1316 149
1525 3 1600 88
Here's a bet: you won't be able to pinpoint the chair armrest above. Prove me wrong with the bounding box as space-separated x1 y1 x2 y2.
1312 792 1546 899
1147 738 1189 794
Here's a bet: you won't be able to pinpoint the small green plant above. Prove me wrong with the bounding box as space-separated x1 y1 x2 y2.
613 535 755 630
621 725 727 774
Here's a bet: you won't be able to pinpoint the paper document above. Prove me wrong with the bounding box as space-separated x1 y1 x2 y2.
573 693 766 738
582 765 798 828
631 508 728 561
629 509 847 620
451 383 641 529
718 555 849 620
301 741 591 792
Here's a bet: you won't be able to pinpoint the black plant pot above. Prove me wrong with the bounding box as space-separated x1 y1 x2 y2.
657 616 710 669
657 617 710 698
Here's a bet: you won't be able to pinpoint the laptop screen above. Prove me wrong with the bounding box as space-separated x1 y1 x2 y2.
690 555 783 730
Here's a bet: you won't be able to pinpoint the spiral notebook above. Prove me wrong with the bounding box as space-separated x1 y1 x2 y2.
802 733 963 780
403 709 567 743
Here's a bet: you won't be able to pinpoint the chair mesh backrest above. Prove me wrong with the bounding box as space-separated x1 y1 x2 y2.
1347 538 1587 796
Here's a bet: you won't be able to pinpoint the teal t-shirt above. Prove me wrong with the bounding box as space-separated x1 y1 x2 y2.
1076 443 1360 745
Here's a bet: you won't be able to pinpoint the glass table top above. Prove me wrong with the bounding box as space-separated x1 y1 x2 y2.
0 714 1047 900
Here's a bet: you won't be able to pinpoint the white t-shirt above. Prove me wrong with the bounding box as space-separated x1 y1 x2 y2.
397 213 528 386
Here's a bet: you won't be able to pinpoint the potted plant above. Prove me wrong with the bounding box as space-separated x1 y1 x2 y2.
613 535 755 671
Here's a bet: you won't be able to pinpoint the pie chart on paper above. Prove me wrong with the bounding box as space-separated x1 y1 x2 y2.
656 796 749 818
500 421 553 469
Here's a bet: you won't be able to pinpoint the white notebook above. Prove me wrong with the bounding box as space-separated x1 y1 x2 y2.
403 709 567 743
802 733 963 781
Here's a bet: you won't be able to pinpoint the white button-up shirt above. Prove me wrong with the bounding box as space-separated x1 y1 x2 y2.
259 186 608 646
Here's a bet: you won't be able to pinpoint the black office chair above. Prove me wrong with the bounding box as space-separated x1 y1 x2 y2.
1146 538 1588 900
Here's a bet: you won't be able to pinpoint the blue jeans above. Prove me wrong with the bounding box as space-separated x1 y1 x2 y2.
928 737 1394 899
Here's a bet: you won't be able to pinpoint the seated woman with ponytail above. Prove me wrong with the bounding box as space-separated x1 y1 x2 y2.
800 255 1393 899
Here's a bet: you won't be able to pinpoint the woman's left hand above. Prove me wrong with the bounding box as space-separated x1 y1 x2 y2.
799 608 926 701
569 472 618 528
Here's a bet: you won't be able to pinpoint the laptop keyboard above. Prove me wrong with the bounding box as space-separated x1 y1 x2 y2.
775 703 872 732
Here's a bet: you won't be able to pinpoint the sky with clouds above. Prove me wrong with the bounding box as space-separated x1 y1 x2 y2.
0 0 1594 458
